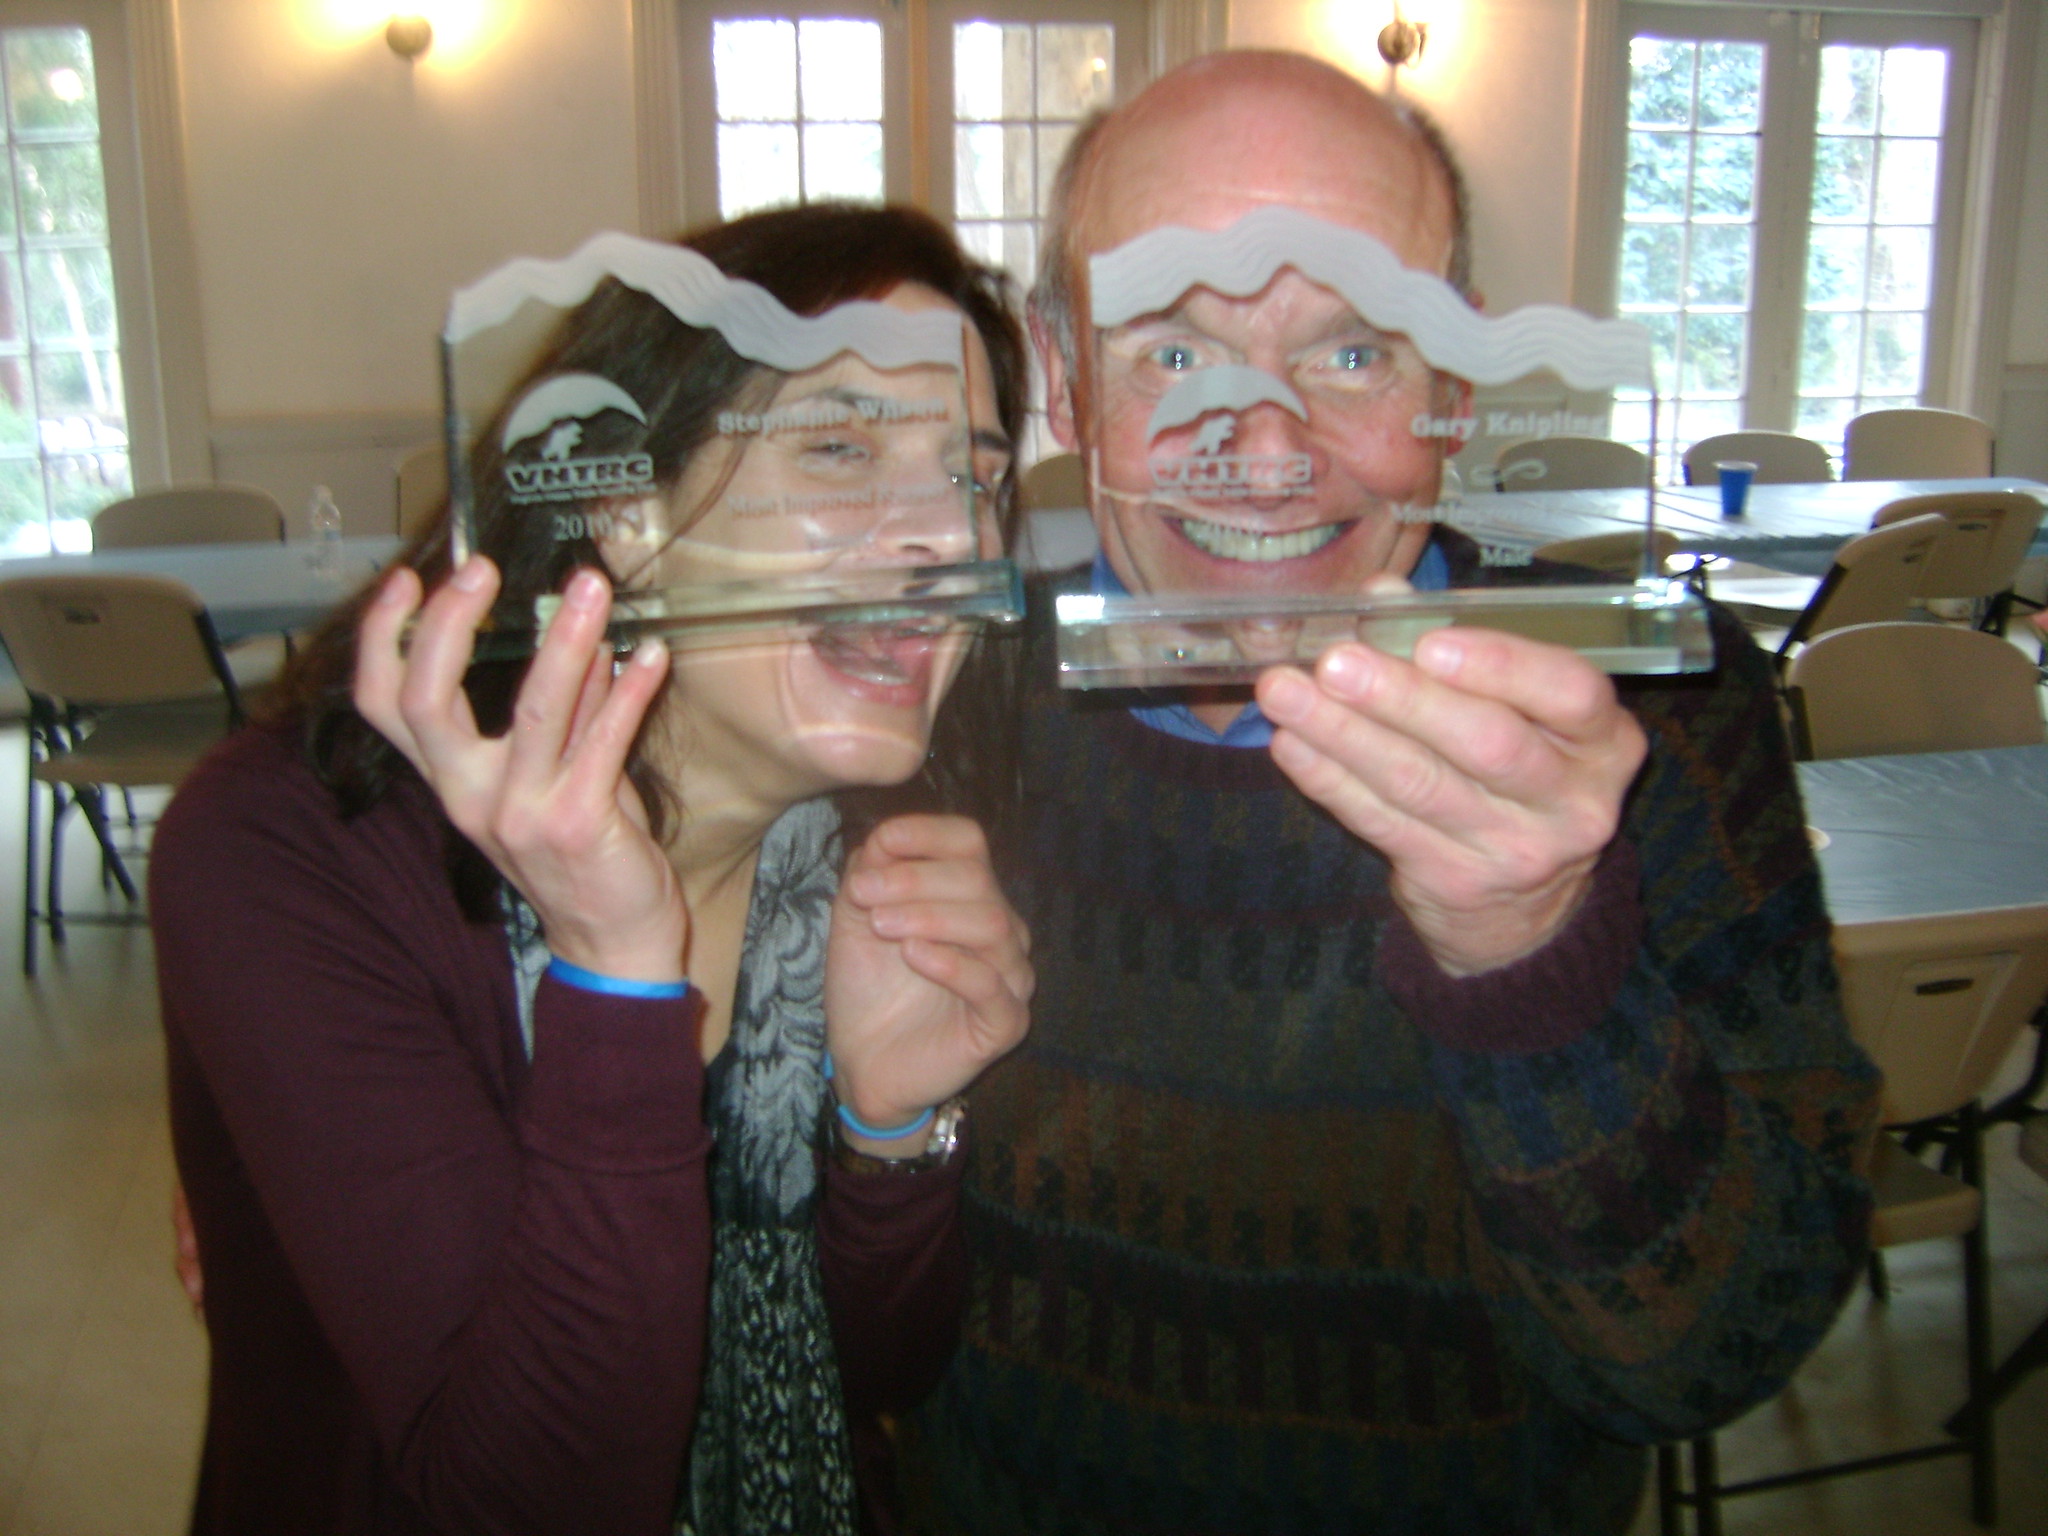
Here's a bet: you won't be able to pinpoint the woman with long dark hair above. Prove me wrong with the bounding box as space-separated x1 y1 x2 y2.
152 205 1031 1536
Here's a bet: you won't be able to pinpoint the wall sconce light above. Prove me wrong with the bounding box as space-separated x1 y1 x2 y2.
386 13 434 61
1377 9 1427 68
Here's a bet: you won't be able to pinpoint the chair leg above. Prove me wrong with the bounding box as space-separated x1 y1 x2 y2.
21 767 37 977
1689 1437 1722 1536
1947 1310 2048 1433
1656 1444 1685 1536
71 786 139 903
1867 1249 1890 1301
1958 1104 1997 1527
46 787 67 947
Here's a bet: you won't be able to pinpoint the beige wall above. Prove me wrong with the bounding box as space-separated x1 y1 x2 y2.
161 0 2042 514
1227 0 1586 314
2010 1 2048 368
177 0 640 421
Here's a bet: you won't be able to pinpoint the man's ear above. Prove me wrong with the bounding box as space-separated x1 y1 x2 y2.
1029 307 1079 451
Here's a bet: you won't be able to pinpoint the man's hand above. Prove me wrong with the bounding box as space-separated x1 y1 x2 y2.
1255 628 1646 976
825 816 1032 1150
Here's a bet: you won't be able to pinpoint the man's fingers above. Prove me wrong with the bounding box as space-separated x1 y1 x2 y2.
1408 628 1627 748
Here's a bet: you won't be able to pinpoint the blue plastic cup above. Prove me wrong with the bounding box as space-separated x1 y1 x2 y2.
1716 460 1757 519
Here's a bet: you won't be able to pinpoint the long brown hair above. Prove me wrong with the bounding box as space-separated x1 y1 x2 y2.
277 204 1027 918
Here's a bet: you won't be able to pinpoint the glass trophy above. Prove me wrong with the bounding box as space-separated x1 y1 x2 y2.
1053 207 1712 688
438 232 1023 660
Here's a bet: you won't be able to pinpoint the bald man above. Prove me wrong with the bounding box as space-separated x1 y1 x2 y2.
900 53 1876 1536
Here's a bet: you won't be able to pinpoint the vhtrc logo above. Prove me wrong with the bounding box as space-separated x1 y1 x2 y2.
501 374 657 505
1147 372 1312 499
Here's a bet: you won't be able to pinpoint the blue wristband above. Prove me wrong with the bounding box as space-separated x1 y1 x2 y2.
835 1100 936 1141
546 956 691 1000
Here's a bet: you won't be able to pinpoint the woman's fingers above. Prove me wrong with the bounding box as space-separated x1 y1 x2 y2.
353 566 425 758
502 569 615 800
392 556 500 766
897 939 1030 1046
559 641 670 811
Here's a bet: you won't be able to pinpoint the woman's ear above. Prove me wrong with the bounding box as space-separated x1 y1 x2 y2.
585 492 672 588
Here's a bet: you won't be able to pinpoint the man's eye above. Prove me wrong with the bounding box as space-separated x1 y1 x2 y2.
1149 343 1201 371
1326 344 1381 372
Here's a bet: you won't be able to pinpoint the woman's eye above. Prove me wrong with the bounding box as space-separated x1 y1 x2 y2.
801 436 871 465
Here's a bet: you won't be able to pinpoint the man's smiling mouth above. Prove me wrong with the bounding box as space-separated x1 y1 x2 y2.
1171 517 1351 564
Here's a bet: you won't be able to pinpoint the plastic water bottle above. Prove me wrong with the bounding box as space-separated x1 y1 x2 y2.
307 485 343 574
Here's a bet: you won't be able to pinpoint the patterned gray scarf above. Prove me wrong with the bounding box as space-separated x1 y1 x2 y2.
505 797 859 1536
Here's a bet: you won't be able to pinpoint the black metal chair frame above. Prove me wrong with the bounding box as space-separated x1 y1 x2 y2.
1656 1102 1998 1535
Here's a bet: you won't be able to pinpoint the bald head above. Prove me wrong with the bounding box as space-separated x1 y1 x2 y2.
1032 51 1470 360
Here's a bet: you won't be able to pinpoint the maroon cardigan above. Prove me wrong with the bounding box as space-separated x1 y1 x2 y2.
153 726 965 1536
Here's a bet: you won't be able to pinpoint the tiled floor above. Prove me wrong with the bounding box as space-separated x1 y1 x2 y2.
0 723 2044 1535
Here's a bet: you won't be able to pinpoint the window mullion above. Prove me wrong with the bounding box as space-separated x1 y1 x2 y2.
1745 9 1819 433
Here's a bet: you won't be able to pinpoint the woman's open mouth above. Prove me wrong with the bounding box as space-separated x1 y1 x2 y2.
808 618 946 707
1170 517 1352 564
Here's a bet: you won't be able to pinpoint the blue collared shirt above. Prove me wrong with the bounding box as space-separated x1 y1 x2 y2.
1099 539 1452 749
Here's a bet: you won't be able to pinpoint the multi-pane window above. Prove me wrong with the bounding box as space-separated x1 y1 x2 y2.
1614 37 1763 479
0 25 126 556
1796 45 1947 449
711 17 884 218
951 22 1112 287
1610 5 1972 479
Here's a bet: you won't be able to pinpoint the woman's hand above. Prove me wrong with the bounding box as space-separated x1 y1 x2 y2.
354 558 689 984
824 816 1032 1144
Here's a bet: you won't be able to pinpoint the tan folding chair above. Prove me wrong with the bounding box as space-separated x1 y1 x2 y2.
1844 408 1994 481
1731 512 1950 674
1533 528 1682 579
1784 622 2045 759
1019 452 1086 512
1494 435 1651 492
93 484 293 689
396 440 449 538
0 573 244 973
91 485 285 548
1683 431 1834 486
1659 903 2048 1533
1871 490 2045 633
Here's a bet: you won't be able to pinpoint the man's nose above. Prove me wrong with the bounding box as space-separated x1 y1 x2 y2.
1227 398 1313 459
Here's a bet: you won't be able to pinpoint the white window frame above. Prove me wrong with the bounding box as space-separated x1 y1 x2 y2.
1574 0 2039 439
639 0 1172 247
0 0 207 510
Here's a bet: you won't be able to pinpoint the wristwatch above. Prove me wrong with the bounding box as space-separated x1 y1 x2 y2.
833 1096 966 1176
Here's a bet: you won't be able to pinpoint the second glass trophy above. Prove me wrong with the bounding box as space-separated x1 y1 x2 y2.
438 232 1023 660
1054 207 1711 687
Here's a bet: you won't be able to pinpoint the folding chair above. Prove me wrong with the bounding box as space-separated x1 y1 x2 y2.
1872 490 2045 634
1784 622 2044 761
1683 431 1834 486
1844 408 1993 481
1727 512 1950 675
1494 435 1651 492
0 573 245 973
